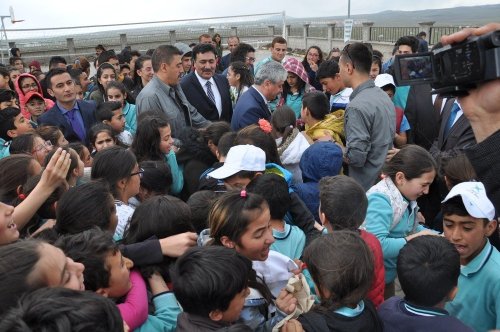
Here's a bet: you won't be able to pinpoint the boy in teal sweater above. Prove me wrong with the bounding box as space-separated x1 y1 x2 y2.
442 181 499 332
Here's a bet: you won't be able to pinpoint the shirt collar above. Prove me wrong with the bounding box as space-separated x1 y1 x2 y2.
56 100 78 114
252 85 268 104
461 240 493 277
195 71 215 86
334 300 365 317
401 299 449 317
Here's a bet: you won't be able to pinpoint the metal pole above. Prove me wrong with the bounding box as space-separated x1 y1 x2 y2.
0 16 9 64
348 0 351 18
282 11 286 39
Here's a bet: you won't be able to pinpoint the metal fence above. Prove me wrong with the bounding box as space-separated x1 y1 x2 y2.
369 27 420 43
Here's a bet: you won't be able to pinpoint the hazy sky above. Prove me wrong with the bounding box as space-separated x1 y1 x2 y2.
3 0 499 29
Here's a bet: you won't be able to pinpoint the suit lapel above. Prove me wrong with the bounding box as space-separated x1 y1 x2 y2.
192 74 216 107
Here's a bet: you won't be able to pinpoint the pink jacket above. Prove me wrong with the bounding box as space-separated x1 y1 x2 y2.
14 73 54 119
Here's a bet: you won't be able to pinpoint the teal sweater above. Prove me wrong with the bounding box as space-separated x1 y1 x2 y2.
123 102 137 135
136 292 181 332
364 192 424 284
165 150 183 195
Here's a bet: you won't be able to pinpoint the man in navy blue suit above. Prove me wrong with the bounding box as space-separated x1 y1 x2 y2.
180 43 232 123
38 68 97 145
231 61 287 130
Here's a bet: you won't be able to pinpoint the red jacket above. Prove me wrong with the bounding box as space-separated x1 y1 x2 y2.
360 229 385 307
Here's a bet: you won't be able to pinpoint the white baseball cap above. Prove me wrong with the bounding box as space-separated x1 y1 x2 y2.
374 73 396 89
442 182 495 220
207 145 266 180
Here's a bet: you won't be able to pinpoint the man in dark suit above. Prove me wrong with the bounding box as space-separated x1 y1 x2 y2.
38 68 97 145
231 61 287 130
180 43 232 123
219 36 240 72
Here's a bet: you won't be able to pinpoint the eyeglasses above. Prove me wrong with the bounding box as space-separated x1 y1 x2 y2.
32 140 52 154
130 168 144 178
342 44 355 69
245 56 256 63
21 83 38 90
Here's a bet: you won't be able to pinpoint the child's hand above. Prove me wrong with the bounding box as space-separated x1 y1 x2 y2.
159 232 198 257
40 148 70 190
386 148 400 162
280 319 304 332
276 289 297 315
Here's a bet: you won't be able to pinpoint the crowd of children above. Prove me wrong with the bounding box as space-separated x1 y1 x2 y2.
0 26 499 332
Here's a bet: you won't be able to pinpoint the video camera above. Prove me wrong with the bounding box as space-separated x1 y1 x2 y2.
393 30 500 96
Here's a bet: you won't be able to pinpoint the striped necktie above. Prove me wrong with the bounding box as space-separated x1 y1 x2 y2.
206 81 216 105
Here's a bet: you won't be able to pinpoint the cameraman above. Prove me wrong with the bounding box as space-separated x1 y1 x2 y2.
442 23 500 211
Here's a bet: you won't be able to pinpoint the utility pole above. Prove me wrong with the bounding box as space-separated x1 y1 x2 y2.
348 0 351 18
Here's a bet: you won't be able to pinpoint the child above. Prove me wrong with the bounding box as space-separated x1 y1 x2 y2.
0 89 18 110
37 125 69 147
131 115 183 195
56 228 180 332
91 146 140 240
74 80 84 100
13 73 54 119
300 91 344 144
271 105 312 184
246 173 305 260
173 246 252 331
442 181 499 332
364 145 437 298
23 91 45 126
0 202 18 246
44 146 84 188
374 74 410 148
68 142 93 184
227 61 253 107
187 190 221 233
95 101 133 147
207 191 298 331
378 236 473 332
318 175 385 308
89 63 116 104
106 80 137 135
295 231 383 331
294 141 343 222
278 57 315 118
0 106 33 158
89 123 116 154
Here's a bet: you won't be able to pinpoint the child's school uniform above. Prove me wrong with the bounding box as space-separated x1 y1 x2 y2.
176 312 231 331
364 177 427 284
359 230 385 308
445 240 500 332
113 200 135 241
271 223 306 260
117 129 134 147
122 102 137 135
379 296 473 332
298 300 383 332
165 150 183 195
0 138 10 160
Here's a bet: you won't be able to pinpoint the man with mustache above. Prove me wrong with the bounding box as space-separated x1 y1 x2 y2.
180 43 233 122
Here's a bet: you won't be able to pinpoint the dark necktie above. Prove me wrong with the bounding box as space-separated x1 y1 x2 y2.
67 109 85 141
206 81 216 105
443 103 460 138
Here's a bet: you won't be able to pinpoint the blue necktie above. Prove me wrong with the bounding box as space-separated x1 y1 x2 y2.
206 81 216 105
443 103 460 138
67 109 86 142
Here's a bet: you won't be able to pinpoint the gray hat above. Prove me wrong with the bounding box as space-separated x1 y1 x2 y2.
174 42 192 57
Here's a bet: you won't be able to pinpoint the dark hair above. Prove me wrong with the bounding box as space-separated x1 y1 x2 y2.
132 55 151 88
395 36 419 53
272 36 287 47
302 46 324 67
131 115 170 162
89 123 115 150
341 42 372 74
192 43 216 61
68 141 89 162
229 61 254 100
55 181 115 234
0 86 16 101
271 105 296 147
0 68 15 90
282 71 306 98
152 45 182 73
44 147 79 181
138 160 172 197
316 60 340 80
371 55 382 71
96 101 122 122
0 154 37 204
198 33 212 42
398 235 460 306
382 145 437 182
319 175 367 230
418 31 427 38
36 125 64 147
231 43 256 63
95 63 116 95
203 121 232 147
105 80 134 104
0 107 21 140
97 50 118 67
246 174 290 220
172 246 251 317
187 190 222 233
442 153 477 187
441 195 474 218
235 125 281 165
302 91 329 120
0 240 44 313
9 56 22 66
9 132 41 157
303 231 374 310
45 68 68 89
217 132 237 157
49 56 67 70
95 44 106 51
91 146 137 198
123 195 194 279
0 287 123 332
55 228 118 291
